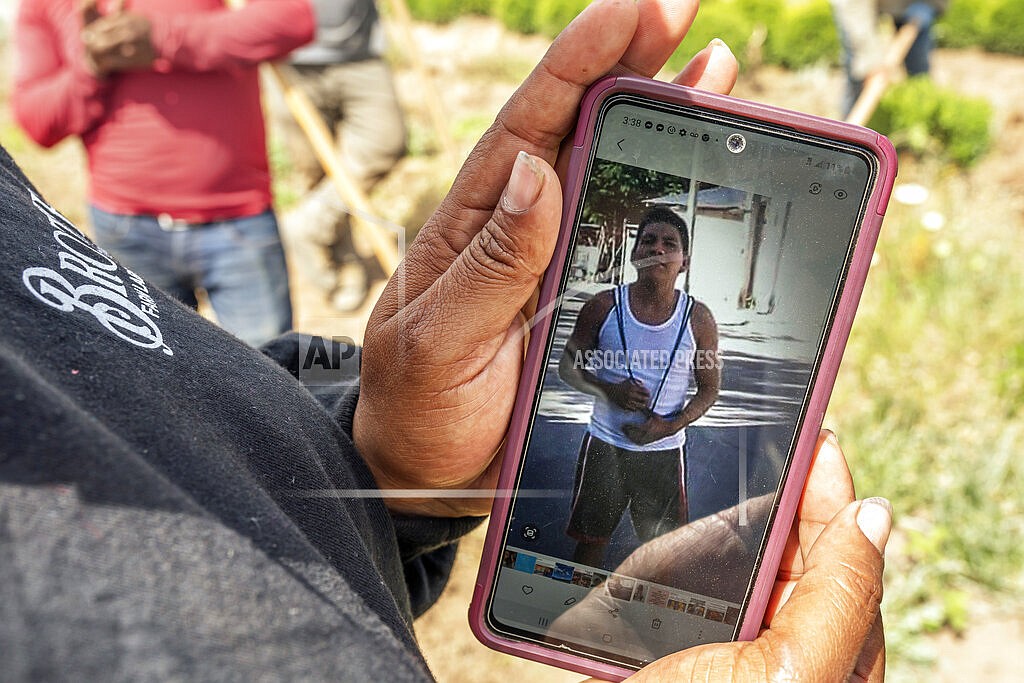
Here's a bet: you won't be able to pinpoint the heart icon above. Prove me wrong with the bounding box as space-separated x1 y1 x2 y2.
521 585 534 595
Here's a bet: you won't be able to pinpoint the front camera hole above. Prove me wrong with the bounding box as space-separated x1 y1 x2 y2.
726 133 746 154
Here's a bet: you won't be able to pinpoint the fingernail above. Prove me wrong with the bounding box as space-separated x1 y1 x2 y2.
503 151 544 213
708 38 732 54
856 497 893 554
824 429 840 449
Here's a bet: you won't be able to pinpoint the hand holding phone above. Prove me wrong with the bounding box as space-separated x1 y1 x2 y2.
599 433 890 682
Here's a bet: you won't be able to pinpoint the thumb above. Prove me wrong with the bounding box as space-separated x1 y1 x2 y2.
406 151 562 360
761 497 892 681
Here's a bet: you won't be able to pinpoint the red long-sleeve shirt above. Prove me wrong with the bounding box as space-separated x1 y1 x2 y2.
12 0 314 222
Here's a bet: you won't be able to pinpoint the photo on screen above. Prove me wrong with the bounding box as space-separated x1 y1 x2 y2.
506 157 814 606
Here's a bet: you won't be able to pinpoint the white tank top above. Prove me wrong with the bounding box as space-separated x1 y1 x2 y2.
588 284 696 451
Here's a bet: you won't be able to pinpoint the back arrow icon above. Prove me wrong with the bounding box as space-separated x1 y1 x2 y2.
617 139 625 151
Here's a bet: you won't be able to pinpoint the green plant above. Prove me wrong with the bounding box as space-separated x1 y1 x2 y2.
493 0 537 34
868 77 992 166
763 0 840 69
985 0 1024 54
936 0 1024 54
404 0 475 24
935 0 996 48
533 0 588 38
668 0 840 72
738 0 783 25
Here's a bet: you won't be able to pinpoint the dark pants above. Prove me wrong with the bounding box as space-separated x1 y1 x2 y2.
567 433 688 544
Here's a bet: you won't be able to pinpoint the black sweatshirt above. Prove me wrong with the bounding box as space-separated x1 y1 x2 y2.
0 147 478 681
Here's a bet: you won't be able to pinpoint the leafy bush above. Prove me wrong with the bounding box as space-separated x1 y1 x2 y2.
404 0 1024 59
464 0 494 17
738 0 784 26
763 0 840 69
404 0 474 24
935 0 1024 54
985 0 1024 54
935 0 996 48
667 0 839 72
868 76 992 166
493 0 537 34
534 0 589 38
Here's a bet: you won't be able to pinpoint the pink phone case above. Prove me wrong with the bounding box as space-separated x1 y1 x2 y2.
470 75 897 681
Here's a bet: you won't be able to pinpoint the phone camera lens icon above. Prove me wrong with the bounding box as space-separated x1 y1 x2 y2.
644 121 653 129
655 123 664 132
521 524 539 541
701 133 711 142
834 189 848 200
726 133 746 154
809 183 823 195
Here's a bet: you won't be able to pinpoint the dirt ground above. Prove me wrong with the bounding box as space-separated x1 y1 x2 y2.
2 12 1022 683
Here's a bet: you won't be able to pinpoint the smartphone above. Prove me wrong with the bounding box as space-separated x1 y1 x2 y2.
469 75 896 680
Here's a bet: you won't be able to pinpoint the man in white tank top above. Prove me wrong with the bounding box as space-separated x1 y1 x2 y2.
559 207 721 568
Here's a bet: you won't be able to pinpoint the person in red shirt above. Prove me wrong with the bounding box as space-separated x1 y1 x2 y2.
12 0 315 346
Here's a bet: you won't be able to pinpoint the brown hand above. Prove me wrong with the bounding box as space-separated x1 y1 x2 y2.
621 414 676 446
580 432 891 682
81 3 155 77
607 379 651 412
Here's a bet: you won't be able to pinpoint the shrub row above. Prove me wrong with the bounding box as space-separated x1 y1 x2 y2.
668 0 842 72
937 0 1024 55
407 0 843 69
406 0 1024 58
868 76 993 166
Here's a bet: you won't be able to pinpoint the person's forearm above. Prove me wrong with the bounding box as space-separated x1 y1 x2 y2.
12 5 111 147
669 385 718 433
147 0 314 73
558 352 613 400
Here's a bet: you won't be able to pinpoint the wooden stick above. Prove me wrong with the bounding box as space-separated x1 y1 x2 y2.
383 0 461 170
846 21 921 127
267 62 402 275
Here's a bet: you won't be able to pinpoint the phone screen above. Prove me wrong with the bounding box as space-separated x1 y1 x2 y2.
484 94 879 669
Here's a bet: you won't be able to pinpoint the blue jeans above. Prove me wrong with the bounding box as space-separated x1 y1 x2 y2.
90 207 293 347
